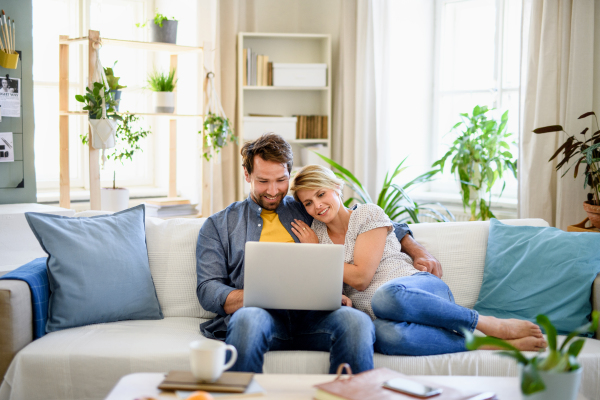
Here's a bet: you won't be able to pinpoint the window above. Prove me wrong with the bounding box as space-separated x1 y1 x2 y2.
33 0 156 194
386 0 522 203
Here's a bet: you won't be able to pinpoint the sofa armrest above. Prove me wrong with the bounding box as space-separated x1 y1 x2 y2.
593 274 600 339
0 280 33 381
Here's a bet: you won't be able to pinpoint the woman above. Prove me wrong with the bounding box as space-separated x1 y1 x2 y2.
290 164 547 355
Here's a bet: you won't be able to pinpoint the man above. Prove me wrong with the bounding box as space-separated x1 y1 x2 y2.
196 133 442 374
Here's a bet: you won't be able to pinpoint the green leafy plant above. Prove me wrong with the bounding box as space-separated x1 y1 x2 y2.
534 111 600 206
104 61 127 91
315 154 455 223
74 82 122 121
146 67 177 92
201 112 237 161
136 9 176 28
465 311 599 395
432 105 517 221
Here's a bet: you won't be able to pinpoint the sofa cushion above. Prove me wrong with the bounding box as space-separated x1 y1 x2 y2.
410 219 549 309
2 317 600 400
475 219 600 334
145 217 216 319
25 205 163 332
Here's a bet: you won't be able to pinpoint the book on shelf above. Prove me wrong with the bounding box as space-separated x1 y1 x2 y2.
314 368 496 400
144 202 198 218
243 48 274 87
257 55 263 86
294 115 328 140
145 198 191 206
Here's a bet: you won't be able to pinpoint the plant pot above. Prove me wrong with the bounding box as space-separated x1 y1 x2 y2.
153 91 174 113
100 188 130 212
149 20 178 44
583 201 600 229
520 367 582 400
88 118 117 150
109 90 122 112
0 49 18 69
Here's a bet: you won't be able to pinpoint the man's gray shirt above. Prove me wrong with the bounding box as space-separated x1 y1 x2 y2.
196 195 413 340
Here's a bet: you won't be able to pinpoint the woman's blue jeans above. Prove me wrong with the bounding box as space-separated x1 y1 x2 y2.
371 272 479 356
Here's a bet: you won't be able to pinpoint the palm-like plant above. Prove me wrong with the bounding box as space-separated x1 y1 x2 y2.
314 153 455 223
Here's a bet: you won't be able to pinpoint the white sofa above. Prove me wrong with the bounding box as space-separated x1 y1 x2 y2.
1 215 599 400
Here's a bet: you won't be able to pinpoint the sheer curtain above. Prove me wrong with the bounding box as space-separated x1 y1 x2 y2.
519 0 599 229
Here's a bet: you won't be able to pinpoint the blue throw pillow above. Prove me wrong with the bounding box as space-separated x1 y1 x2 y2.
475 219 600 335
25 204 163 332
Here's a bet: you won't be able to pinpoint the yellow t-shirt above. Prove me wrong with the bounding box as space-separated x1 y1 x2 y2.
259 209 295 243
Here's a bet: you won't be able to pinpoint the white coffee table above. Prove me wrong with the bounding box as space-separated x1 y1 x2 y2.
104 372 588 400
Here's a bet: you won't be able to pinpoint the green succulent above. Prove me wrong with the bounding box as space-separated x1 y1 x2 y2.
104 61 127 91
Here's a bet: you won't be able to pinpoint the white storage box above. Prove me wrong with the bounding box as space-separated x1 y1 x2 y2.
273 63 327 87
243 116 298 141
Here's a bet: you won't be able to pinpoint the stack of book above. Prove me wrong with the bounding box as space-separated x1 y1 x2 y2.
295 115 328 139
144 198 198 218
243 48 273 86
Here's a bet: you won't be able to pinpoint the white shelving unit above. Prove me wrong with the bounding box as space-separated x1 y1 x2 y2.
236 33 332 199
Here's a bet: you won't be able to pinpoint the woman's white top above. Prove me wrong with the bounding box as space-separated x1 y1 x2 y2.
312 203 418 319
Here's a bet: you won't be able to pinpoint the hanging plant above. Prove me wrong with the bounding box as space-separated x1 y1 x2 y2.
202 112 237 161
200 72 237 161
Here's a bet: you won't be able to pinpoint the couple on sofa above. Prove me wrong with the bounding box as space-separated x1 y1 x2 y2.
196 133 547 374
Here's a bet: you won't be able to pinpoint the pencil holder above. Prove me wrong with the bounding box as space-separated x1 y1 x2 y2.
0 50 18 69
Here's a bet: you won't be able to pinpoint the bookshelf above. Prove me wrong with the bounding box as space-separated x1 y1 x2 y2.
58 32 203 210
236 33 332 199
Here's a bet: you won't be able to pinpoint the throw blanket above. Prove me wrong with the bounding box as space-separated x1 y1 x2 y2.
0 257 49 339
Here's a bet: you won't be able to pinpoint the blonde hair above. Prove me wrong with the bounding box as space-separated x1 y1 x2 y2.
290 164 344 202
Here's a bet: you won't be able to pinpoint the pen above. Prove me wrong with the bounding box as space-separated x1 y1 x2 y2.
1 137 12 149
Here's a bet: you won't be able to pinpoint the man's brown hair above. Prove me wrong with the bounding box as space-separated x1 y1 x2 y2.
241 133 293 175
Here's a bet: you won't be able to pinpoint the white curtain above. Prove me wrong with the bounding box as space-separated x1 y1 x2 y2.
334 0 392 199
519 0 600 229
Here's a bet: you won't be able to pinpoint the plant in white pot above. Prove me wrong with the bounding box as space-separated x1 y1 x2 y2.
465 311 599 400
79 113 151 212
136 10 178 44
147 67 177 113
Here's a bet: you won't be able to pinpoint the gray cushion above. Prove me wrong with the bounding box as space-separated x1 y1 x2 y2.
25 205 163 332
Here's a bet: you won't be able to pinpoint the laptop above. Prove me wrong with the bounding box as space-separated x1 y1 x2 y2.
243 242 345 311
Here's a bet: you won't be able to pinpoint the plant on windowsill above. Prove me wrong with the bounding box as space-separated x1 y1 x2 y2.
314 153 455 223
80 113 151 212
146 67 177 114
136 9 178 44
534 111 600 229
431 105 517 221
465 311 599 400
104 61 127 112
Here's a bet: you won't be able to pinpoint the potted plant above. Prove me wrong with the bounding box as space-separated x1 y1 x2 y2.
104 61 127 111
432 105 517 221
79 113 151 211
147 67 177 113
314 154 455 223
201 112 237 161
465 311 599 399
136 10 177 44
534 112 600 228
75 82 122 150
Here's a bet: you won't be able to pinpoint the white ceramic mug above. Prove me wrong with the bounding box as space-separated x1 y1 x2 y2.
189 340 237 382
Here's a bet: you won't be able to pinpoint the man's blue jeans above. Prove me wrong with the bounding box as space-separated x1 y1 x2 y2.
226 306 375 374
371 272 479 356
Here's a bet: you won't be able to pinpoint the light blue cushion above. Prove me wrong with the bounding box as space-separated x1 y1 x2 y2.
474 218 600 335
25 204 163 332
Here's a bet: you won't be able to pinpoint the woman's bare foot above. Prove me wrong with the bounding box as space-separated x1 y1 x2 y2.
479 336 547 352
477 315 543 340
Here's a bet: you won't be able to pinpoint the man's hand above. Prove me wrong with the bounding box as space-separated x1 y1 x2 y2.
224 289 244 314
400 234 443 278
341 295 352 307
291 219 319 243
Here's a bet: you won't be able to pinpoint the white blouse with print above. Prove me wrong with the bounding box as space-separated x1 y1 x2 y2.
311 203 419 320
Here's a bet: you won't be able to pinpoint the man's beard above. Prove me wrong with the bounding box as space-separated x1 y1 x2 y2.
251 192 285 210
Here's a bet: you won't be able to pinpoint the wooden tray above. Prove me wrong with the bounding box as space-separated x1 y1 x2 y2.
567 218 600 233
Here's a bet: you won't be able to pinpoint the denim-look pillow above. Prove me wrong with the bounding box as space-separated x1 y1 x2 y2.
25 204 163 332
474 219 600 335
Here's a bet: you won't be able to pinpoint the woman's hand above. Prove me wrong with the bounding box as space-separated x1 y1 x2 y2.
341 295 352 307
291 219 319 243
